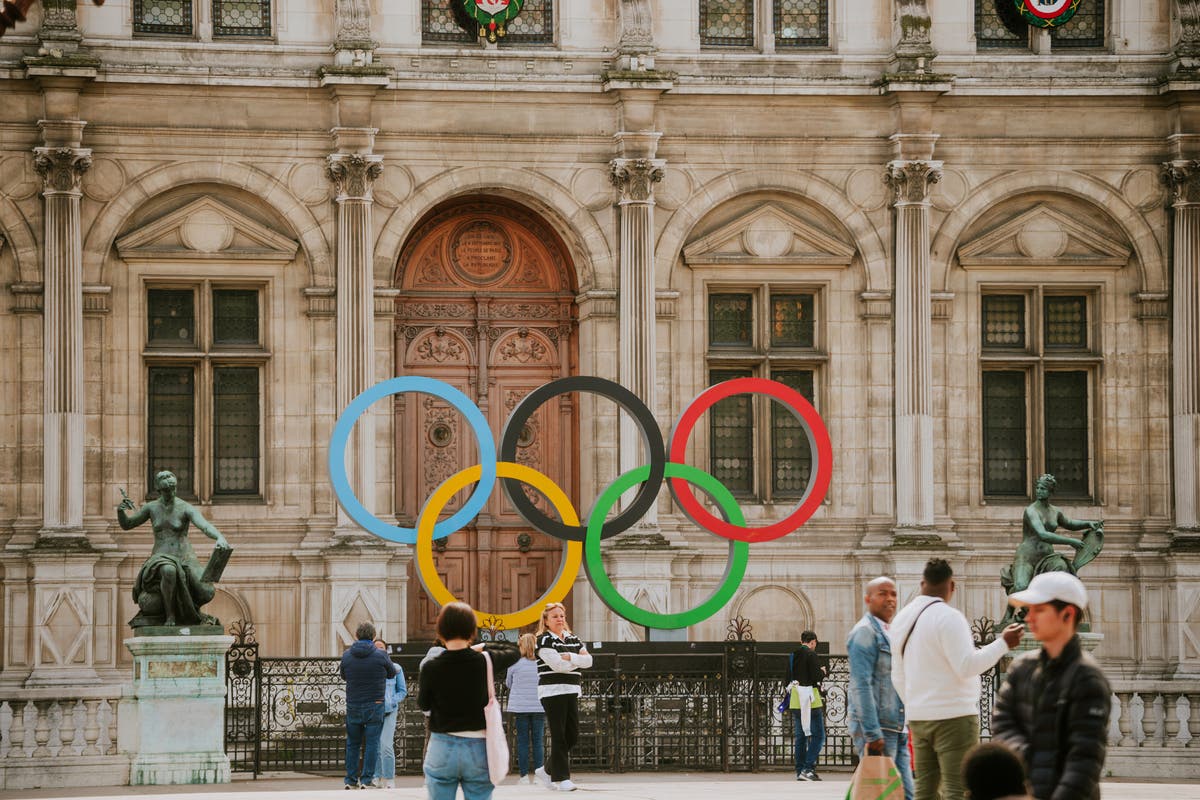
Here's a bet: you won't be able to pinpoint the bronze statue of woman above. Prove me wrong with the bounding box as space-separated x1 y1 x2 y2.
118 470 231 628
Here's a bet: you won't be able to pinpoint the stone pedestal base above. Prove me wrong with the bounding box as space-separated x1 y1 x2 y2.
122 634 233 785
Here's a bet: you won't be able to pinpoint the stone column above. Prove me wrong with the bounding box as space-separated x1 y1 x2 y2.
1164 160 1200 534
886 160 941 530
610 154 664 526
327 150 382 533
34 141 91 538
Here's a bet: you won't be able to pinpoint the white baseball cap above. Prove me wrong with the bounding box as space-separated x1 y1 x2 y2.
1008 572 1089 609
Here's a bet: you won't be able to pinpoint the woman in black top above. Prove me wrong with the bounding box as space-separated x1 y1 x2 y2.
418 602 518 800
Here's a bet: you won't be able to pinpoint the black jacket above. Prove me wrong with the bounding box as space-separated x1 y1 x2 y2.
789 644 826 689
418 642 519 733
339 639 396 705
992 635 1111 800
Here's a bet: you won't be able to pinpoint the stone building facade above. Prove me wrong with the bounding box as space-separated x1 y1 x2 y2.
2 0 1200 702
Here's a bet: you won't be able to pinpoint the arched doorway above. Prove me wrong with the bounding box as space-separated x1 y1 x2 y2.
394 196 579 639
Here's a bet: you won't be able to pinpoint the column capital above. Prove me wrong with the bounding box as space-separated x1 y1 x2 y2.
886 160 942 206
33 145 91 195
1164 159 1200 206
610 157 665 204
326 153 382 200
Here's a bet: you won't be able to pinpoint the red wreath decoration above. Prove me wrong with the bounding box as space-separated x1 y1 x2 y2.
0 0 106 39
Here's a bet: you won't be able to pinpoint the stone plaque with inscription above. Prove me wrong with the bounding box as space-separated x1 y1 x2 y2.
450 219 512 283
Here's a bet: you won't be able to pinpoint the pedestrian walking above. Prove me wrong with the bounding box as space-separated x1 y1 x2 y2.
788 630 828 781
372 637 407 790
891 559 1024 800
418 602 520 800
962 741 1033 800
535 602 592 792
847 576 914 800
992 573 1110 800
506 632 546 784
339 621 394 789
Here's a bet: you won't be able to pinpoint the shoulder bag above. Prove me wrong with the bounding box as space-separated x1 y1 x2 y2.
482 650 510 785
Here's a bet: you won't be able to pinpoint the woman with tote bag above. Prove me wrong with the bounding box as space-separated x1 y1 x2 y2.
418 602 519 800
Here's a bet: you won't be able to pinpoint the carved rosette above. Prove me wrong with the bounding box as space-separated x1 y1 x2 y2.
34 147 92 195
886 160 942 206
611 158 665 204
326 154 383 200
1163 160 1200 206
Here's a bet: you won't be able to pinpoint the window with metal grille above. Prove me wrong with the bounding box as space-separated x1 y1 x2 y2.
213 0 271 37
133 0 193 36
774 0 828 48
980 291 1095 499
706 286 822 502
421 0 554 45
148 367 196 498
1050 0 1105 48
701 0 755 47
145 284 266 500
974 0 1027 49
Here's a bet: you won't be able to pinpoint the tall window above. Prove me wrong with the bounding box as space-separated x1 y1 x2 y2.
701 0 829 49
980 291 1097 499
133 0 272 37
706 288 822 500
145 285 266 500
421 0 554 45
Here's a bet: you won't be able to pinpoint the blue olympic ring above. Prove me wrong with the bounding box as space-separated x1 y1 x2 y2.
328 377 496 544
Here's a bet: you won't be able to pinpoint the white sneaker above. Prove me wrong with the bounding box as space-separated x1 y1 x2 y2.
518 775 533 785
558 779 578 791
534 767 552 787
384 780 395 789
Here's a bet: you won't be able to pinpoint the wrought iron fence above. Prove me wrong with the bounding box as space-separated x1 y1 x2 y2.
226 635 995 776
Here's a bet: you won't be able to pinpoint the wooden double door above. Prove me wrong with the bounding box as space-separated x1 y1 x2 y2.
394 198 578 639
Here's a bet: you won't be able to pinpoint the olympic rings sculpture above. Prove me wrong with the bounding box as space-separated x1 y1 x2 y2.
329 375 832 629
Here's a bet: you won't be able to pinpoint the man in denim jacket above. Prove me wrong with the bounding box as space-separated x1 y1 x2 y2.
847 576 914 800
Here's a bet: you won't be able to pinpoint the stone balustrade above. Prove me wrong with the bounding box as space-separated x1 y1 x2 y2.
1105 680 1200 779
0 686 128 790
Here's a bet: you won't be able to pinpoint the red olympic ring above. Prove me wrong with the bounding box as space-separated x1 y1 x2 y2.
668 377 833 543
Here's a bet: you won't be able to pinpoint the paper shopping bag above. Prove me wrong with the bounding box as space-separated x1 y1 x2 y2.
845 754 904 800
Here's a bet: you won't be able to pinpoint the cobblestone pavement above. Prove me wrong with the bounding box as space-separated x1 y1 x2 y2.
2 773 1197 800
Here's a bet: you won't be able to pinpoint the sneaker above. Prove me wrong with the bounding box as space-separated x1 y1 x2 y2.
344 784 357 791
384 780 395 789
518 775 533 785
534 767 553 787
796 772 812 781
360 780 380 789
558 780 578 791
801 770 821 782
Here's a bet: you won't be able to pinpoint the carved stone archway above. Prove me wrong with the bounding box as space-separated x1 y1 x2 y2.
394 196 579 639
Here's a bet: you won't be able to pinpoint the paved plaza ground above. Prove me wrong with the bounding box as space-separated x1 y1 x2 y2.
1 773 1197 800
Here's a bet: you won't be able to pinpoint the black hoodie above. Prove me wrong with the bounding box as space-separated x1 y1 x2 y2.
339 639 396 705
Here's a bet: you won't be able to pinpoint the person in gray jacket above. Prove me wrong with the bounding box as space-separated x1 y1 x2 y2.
506 633 546 784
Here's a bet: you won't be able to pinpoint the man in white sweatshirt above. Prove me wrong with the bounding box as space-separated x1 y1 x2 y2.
891 559 1024 800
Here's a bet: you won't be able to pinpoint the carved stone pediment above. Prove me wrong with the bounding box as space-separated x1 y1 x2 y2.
957 204 1131 268
683 203 855 266
116 197 300 262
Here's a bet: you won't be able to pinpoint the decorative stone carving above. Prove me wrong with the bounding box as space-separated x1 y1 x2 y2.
1164 160 1200 206
618 0 654 54
326 154 383 200
886 160 941 205
415 328 466 363
1176 0 1200 70
335 0 372 46
894 0 936 71
498 328 548 363
611 158 665 203
33 147 91 194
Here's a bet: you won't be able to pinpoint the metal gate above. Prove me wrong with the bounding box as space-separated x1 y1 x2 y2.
225 628 994 776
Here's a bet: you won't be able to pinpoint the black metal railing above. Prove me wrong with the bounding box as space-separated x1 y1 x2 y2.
226 637 996 776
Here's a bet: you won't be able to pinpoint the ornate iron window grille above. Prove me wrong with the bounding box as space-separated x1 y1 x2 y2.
701 0 756 48
133 0 193 36
213 0 272 38
774 0 828 49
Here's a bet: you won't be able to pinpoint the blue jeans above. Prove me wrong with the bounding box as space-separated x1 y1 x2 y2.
345 701 385 786
513 712 545 776
854 729 916 800
424 731 493 800
375 707 398 780
792 707 825 774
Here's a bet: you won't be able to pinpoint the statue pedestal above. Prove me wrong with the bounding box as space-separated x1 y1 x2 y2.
121 633 233 785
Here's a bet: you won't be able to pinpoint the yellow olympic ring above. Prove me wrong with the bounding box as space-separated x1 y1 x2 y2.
415 461 583 630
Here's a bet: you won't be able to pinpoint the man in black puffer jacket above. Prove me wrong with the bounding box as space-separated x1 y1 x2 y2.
993 573 1110 800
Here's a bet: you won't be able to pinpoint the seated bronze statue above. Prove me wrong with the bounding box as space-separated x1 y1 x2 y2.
999 473 1103 627
118 470 232 629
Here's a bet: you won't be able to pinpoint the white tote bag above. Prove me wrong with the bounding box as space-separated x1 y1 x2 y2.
482 651 510 785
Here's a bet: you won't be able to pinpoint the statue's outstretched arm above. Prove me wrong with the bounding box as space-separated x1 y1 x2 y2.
1056 510 1101 533
117 503 152 531
1025 507 1084 548
188 506 230 548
